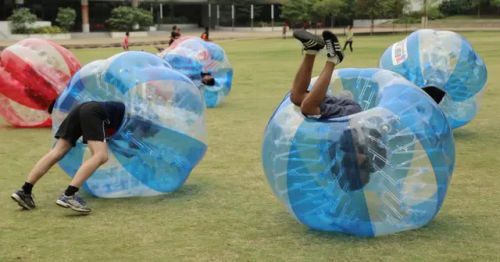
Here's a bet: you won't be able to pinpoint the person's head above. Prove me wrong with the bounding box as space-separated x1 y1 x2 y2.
202 74 215 86
125 31 129 36
176 27 181 33
337 126 387 192
347 25 352 30
172 25 177 31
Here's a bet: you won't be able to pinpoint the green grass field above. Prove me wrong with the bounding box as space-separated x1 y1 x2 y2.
430 15 500 25
1 32 499 261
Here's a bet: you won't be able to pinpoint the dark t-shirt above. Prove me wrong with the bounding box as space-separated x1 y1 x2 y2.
329 129 365 192
318 95 362 119
169 32 180 45
97 101 125 137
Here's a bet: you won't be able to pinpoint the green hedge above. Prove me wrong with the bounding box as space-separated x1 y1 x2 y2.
106 6 153 31
56 7 76 32
394 7 445 24
8 8 37 34
29 26 64 34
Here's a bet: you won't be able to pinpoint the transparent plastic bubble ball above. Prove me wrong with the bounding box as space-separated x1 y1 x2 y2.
262 68 455 236
52 51 207 198
0 38 81 127
379 29 487 128
159 36 233 108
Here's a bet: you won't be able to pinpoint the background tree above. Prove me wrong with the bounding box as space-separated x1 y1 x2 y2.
492 0 500 13
7 8 37 34
470 0 488 17
55 7 76 32
355 0 392 35
312 0 344 27
106 6 153 31
439 0 471 15
389 0 408 19
338 0 356 25
281 0 316 25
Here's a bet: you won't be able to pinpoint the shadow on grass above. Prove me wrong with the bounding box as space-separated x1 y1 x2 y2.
267 211 464 244
63 212 91 218
82 183 203 205
207 101 229 110
301 214 462 243
453 128 480 140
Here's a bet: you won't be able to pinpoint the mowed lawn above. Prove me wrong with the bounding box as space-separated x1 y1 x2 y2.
0 32 499 261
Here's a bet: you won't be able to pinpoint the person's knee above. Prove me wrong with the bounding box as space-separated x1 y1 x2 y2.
300 101 319 116
51 146 70 161
290 92 303 106
50 149 66 161
94 153 108 165
87 141 109 164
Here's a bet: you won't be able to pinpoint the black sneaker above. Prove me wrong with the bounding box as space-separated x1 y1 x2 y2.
11 190 35 210
56 193 91 213
293 30 325 52
322 30 344 64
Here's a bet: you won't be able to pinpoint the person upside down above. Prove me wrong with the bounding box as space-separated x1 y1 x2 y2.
290 29 387 192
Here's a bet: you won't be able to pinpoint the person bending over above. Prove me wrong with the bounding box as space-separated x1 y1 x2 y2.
290 29 361 119
11 101 125 213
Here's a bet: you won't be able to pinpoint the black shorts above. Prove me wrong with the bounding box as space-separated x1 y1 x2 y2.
55 102 108 147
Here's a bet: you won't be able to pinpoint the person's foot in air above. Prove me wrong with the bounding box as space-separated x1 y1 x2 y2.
293 29 325 55
322 30 344 65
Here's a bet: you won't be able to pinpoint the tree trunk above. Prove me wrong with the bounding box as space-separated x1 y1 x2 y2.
331 15 334 28
370 17 374 35
477 5 481 18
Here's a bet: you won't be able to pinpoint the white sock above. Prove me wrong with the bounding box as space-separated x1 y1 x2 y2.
305 49 318 55
327 55 340 65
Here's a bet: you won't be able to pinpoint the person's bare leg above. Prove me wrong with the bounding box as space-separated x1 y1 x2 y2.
290 54 315 106
301 61 336 115
69 141 108 188
26 139 72 184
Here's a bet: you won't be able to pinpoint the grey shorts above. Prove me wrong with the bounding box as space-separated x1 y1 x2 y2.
305 95 362 119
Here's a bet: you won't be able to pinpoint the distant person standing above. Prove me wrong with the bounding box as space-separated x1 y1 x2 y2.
169 25 181 46
201 27 209 41
343 25 354 53
122 32 129 51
